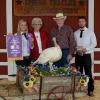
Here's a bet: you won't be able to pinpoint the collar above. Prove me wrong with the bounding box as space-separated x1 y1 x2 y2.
80 27 87 31
34 31 40 34
57 24 66 30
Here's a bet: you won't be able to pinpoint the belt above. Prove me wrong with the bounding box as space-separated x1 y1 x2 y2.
76 53 91 56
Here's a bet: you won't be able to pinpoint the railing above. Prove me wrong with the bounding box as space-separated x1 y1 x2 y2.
0 48 100 79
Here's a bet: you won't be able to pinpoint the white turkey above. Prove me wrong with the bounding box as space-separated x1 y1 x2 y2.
33 37 62 70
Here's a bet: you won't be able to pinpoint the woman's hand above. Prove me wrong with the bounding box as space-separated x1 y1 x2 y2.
29 37 34 49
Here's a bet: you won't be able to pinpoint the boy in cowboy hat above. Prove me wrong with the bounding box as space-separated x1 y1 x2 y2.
50 13 76 67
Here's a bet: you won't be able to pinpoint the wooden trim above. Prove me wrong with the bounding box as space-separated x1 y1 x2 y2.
0 62 8 66
0 49 7 53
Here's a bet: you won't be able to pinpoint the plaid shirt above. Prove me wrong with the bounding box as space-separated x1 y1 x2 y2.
51 25 76 54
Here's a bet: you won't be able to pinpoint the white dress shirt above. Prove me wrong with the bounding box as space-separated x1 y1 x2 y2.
74 27 97 54
34 32 42 53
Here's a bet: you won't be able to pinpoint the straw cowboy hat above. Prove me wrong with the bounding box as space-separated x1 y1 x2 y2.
53 13 67 20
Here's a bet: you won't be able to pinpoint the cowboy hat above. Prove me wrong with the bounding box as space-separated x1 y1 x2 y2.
53 13 67 20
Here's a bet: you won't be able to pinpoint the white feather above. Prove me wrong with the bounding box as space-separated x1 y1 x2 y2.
33 37 62 65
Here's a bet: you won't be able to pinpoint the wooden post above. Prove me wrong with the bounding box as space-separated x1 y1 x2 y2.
39 76 42 100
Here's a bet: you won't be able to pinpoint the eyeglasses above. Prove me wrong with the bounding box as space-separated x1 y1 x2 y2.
32 24 42 26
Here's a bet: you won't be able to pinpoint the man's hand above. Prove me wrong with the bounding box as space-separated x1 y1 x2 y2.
76 47 87 55
82 48 87 53
76 47 83 56
67 54 73 63
77 48 83 52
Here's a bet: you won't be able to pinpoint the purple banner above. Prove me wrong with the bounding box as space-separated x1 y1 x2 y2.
7 35 23 60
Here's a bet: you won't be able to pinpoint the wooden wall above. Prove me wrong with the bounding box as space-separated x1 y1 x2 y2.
94 0 100 79
0 0 8 75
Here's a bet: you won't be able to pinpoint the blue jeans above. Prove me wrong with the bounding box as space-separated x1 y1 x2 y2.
54 48 69 68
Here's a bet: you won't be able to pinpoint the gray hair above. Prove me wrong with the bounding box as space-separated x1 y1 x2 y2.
31 17 43 25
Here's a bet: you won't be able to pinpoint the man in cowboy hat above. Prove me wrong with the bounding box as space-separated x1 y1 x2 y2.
50 12 76 67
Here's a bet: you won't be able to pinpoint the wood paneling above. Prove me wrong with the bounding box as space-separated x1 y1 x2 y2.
94 76 100 80
0 53 7 62
0 66 8 75
94 0 100 47
94 52 100 60
94 0 100 79
0 0 7 75
94 64 100 73
0 0 6 49
13 16 79 34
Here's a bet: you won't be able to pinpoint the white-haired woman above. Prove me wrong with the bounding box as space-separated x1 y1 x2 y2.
31 17 49 60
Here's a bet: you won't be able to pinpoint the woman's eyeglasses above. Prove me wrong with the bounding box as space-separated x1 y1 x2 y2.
32 24 42 26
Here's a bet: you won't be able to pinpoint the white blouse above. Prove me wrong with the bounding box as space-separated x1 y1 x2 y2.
34 32 42 54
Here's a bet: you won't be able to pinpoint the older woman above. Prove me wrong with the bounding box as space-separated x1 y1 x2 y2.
31 17 49 60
